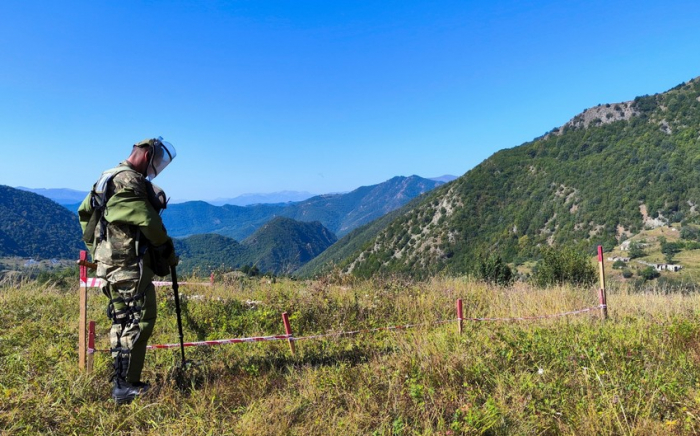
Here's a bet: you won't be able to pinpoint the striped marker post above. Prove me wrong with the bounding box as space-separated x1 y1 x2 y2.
456 299 464 335
79 250 89 370
87 321 96 373
282 312 296 356
597 245 608 320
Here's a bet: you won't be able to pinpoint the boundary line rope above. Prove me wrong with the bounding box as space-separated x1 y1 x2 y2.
88 304 605 354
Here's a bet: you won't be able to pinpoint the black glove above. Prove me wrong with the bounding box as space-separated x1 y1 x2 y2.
168 251 180 267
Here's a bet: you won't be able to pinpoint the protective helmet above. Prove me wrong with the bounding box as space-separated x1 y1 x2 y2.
135 137 176 180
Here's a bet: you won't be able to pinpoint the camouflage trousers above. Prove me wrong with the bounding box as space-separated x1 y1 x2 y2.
101 264 157 383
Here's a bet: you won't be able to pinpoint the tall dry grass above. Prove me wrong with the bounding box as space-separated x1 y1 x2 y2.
2 274 700 434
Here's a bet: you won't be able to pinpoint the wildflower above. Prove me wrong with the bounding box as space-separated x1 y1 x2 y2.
538 368 544 375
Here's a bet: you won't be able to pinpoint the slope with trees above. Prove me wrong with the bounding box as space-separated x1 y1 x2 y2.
341 77 700 278
0 185 84 259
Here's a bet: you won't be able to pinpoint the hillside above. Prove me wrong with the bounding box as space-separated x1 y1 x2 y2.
295 196 424 278
341 77 700 278
172 233 247 274
241 217 337 275
163 175 442 240
172 217 336 275
0 185 84 259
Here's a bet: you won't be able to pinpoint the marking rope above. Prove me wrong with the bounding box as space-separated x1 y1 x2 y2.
80 278 211 288
88 304 605 354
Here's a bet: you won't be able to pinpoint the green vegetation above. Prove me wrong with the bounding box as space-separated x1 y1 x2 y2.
173 217 336 276
344 78 700 278
474 253 514 286
0 185 84 259
4 273 700 434
241 217 337 275
295 197 424 278
629 242 647 259
531 246 597 288
173 233 248 274
640 266 661 281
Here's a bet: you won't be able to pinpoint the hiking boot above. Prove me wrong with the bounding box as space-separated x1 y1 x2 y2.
112 380 150 405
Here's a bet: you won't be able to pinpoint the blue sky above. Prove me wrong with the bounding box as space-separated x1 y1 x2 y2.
2 1 700 201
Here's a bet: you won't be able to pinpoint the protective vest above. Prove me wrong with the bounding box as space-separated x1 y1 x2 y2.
82 166 131 245
78 162 171 267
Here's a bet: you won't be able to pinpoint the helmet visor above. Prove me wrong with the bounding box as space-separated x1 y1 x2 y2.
147 138 176 180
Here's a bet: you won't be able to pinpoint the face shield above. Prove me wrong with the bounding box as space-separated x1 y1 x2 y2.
146 137 176 181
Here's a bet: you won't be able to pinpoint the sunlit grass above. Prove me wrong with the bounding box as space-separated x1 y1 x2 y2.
2 274 700 434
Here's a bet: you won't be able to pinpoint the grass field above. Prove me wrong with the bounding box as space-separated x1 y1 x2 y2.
2 272 700 435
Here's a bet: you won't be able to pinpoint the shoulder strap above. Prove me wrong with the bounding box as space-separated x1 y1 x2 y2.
82 166 133 244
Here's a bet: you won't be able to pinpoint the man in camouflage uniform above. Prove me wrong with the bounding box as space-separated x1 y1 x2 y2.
78 137 178 405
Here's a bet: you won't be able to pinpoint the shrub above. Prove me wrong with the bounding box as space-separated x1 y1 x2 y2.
680 226 699 241
612 260 626 270
628 242 646 259
531 246 597 287
474 254 514 286
640 266 660 281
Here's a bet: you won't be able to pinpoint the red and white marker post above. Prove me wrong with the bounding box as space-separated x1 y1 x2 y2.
79 250 89 370
597 245 608 320
456 299 464 335
282 312 296 356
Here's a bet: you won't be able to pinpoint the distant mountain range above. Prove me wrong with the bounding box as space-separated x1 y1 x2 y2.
206 191 316 206
173 217 336 275
163 175 445 240
20 175 456 208
1 174 447 275
16 187 89 206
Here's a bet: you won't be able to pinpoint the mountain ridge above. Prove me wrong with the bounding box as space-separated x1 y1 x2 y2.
330 76 700 278
163 175 443 240
0 186 84 259
173 217 336 275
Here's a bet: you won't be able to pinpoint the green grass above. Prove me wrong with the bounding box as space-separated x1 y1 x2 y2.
2 273 700 435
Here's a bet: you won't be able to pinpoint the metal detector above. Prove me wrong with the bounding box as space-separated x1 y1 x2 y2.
170 265 187 369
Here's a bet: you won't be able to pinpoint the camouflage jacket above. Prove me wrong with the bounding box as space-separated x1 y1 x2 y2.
78 161 171 271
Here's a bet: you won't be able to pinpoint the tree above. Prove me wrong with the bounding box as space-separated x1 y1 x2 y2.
628 242 646 259
531 246 597 288
660 239 682 264
475 254 514 286
612 260 626 270
640 267 660 281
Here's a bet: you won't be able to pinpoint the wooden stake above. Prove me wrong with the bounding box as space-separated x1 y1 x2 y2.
456 299 464 335
597 245 608 320
282 312 296 356
79 251 88 370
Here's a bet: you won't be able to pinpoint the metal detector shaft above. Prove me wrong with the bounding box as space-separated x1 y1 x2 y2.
170 265 187 368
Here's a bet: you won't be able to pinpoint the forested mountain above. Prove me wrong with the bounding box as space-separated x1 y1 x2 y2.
172 217 336 275
163 175 443 240
242 217 337 274
163 201 285 240
0 185 84 259
334 77 700 278
295 197 422 278
172 233 247 274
